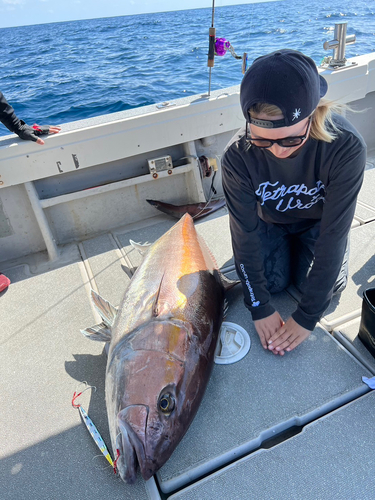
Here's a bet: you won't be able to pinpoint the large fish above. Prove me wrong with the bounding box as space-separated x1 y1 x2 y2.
82 214 236 483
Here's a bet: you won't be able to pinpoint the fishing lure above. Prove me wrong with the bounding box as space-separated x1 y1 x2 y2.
72 383 116 471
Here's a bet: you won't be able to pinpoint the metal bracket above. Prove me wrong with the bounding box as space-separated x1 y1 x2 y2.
320 56 358 71
322 22 356 69
148 156 173 176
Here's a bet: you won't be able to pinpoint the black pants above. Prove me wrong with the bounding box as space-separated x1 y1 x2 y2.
258 218 349 295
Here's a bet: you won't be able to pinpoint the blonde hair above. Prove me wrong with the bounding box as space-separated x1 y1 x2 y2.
249 99 345 143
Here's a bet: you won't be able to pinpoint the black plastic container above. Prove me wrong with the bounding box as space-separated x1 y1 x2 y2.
359 288 375 357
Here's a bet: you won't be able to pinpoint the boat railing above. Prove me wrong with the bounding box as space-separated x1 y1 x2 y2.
1 53 375 265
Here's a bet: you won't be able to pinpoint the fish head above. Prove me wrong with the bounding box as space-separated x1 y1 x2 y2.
116 377 180 483
107 320 214 483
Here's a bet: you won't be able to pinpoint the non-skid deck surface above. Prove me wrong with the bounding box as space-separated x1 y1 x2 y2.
332 317 375 375
80 232 131 307
0 261 158 500
169 392 375 500
357 165 375 210
354 201 375 224
0 212 372 499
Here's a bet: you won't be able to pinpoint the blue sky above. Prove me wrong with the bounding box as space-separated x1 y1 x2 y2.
0 0 274 29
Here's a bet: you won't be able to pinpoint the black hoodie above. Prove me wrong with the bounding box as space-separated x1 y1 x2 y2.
222 114 366 330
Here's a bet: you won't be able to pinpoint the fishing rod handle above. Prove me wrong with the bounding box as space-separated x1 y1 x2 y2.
207 27 216 68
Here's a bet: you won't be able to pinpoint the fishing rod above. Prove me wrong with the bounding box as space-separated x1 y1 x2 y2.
207 0 216 95
206 0 248 96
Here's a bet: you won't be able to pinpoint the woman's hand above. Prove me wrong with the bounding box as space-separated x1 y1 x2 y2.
267 317 311 355
254 311 285 354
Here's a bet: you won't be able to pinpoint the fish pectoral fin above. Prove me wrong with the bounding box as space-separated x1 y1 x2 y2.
80 322 112 342
129 239 151 256
90 289 117 327
218 271 241 291
146 198 226 220
152 272 165 317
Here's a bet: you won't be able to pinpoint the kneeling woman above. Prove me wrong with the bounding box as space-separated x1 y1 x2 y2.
222 49 366 356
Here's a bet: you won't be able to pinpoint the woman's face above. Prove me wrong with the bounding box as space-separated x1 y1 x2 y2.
249 113 311 158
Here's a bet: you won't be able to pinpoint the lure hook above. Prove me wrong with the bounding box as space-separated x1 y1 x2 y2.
71 382 96 408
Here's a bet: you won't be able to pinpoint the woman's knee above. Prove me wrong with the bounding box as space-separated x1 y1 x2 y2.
266 274 290 294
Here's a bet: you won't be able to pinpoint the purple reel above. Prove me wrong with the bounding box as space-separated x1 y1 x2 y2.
214 37 230 56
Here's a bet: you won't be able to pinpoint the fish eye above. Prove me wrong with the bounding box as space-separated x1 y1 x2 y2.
158 393 175 413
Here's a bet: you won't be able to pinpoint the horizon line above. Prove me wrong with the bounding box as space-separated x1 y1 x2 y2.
0 0 281 30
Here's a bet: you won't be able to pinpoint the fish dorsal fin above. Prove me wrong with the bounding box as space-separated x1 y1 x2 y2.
129 239 152 257
197 233 219 270
80 323 112 342
196 232 240 290
90 289 118 327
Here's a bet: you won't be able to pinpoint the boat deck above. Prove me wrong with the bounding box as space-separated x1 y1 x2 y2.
1 164 375 499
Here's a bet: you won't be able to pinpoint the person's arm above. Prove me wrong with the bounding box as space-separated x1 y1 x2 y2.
222 144 275 321
267 132 367 354
223 145 287 352
0 91 22 133
0 91 60 144
268 134 366 354
292 134 366 330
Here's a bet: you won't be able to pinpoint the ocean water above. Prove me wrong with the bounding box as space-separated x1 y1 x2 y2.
1 0 375 136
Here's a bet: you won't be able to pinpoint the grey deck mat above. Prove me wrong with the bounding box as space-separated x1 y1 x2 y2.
80 232 131 307
169 392 375 500
357 165 375 209
156 284 371 493
0 263 158 500
354 201 375 224
1 212 373 499
333 317 375 374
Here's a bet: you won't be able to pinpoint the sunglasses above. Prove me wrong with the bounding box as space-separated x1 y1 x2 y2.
246 116 312 148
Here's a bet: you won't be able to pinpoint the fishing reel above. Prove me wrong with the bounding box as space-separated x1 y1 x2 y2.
206 12 248 95
208 26 248 75
214 37 248 74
